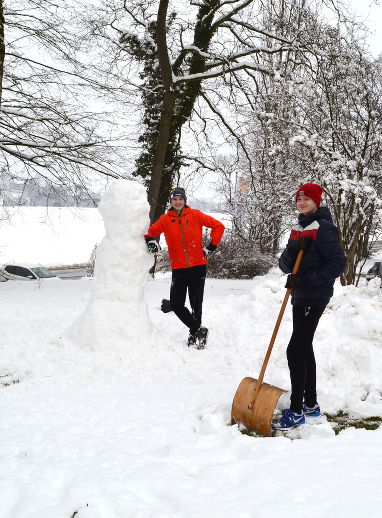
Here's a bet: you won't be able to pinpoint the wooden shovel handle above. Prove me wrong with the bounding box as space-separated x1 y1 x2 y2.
250 249 304 407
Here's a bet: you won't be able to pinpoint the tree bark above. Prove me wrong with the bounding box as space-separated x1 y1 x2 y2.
0 0 5 107
147 0 175 223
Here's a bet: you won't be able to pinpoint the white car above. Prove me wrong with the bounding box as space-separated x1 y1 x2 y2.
0 264 57 281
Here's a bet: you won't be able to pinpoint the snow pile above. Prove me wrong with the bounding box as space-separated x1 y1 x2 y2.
70 179 153 353
201 270 382 418
317 279 382 414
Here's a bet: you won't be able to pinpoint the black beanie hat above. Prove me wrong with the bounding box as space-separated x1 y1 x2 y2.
170 187 187 202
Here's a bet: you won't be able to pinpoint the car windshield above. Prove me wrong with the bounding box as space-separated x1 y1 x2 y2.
30 267 56 278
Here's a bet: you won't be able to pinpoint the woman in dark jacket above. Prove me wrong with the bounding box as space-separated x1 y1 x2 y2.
273 182 345 431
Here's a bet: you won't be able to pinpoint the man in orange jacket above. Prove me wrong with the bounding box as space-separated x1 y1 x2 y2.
145 187 225 349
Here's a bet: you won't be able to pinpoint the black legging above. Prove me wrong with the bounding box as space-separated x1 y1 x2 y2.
170 265 206 333
287 305 326 413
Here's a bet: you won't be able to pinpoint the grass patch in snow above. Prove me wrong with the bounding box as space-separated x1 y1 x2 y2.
233 410 382 438
238 427 259 437
325 410 382 434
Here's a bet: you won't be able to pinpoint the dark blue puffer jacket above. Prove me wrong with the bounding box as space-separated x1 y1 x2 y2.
279 206 345 306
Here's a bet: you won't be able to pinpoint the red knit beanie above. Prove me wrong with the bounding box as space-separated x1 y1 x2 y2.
295 183 323 207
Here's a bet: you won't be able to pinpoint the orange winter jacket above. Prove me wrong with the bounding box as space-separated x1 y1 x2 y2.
145 207 225 270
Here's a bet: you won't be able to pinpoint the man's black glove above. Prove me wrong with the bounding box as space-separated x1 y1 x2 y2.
285 274 304 289
203 242 217 258
146 239 160 254
161 298 172 313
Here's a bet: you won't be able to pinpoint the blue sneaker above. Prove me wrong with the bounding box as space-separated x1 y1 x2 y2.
273 409 305 430
302 403 321 418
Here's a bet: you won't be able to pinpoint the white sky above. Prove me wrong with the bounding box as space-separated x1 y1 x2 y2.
347 0 382 56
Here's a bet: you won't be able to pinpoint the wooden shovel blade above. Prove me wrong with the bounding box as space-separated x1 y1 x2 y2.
231 377 287 437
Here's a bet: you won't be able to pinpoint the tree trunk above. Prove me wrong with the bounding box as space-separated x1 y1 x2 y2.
147 0 175 223
0 0 5 107
340 220 363 285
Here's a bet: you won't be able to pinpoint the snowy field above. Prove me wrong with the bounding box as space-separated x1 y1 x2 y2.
0 206 104 266
0 206 231 267
1 181 382 517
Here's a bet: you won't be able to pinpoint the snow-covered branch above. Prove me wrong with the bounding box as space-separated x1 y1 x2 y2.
200 90 253 173
174 61 273 84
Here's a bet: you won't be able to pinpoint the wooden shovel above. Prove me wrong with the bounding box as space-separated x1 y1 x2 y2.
231 249 304 436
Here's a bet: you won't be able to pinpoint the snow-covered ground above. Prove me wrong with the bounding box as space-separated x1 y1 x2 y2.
0 206 104 266
1 181 382 517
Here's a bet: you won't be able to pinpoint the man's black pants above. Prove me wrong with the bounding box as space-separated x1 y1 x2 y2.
170 265 206 334
287 305 326 413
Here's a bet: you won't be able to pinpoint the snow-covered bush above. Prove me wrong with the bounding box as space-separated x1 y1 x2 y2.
152 236 274 279
207 235 275 279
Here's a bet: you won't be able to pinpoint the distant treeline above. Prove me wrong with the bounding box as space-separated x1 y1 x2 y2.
1 178 100 208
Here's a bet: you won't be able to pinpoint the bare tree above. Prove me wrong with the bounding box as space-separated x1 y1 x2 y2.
0 0 4 107
216 0 328 253
215 0 382 284
288 27 382 284
0 0 124 206
60 0 382 287
111 0 308 221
